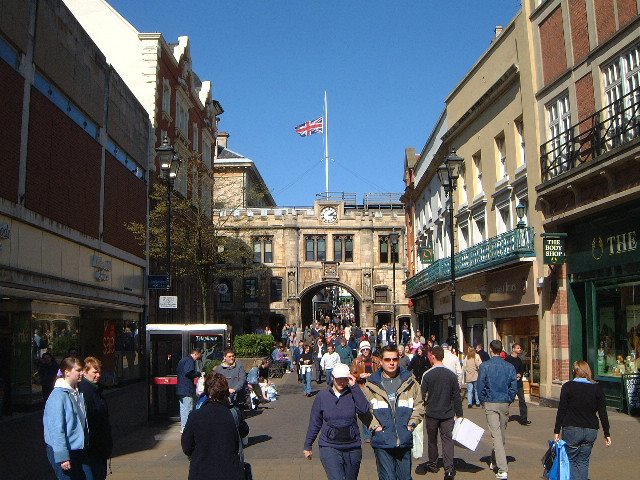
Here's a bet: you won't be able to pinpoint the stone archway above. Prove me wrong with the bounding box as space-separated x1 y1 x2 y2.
299 281 362 328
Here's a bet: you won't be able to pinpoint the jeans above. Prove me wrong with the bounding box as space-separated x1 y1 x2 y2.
466 381 480 406
319 446 362 480
179 395 194 431
562 426 598 480
304 369 313 394
86 457 107 480
326 368 334 387
373 447 412 480
46 445 94 480
515 385 528 421
360 420 372 441
425 416 455 470
484 402 510 473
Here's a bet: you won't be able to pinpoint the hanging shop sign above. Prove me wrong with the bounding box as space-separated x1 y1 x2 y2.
541 233 567 265
419 247 434 264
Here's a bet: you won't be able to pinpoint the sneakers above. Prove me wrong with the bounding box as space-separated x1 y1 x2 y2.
495 471 508 480
444 468 456 479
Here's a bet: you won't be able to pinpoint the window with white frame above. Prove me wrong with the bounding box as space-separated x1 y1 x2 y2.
473 215 486 243
496 203 511 234
176 96 189 135
473 152 483 195
603 43 640 143
426 189 432 218
459 223 469 250
162 79 171 114
495 133 507 180
459 162 468 205
515 118 526 167
546 93 571 173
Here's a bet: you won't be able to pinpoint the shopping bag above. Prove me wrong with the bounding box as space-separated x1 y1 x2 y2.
541 441 556 473
411 421 423 459
546 440 570 480
452 417 484 451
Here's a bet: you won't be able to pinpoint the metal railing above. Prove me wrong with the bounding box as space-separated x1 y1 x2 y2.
315 192 358 205
540 87 640 182
406 227 535 297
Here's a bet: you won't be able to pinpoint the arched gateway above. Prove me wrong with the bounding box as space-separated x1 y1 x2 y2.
299 281 362 328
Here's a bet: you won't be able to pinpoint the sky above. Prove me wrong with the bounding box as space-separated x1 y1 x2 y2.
107 0 522 207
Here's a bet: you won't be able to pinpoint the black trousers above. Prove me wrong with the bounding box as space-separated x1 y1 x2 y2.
515 385 528 421
425 416 455 470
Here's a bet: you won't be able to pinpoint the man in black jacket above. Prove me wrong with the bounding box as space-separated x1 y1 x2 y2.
421 346 463 480
505 343 530 425
78 357 113 480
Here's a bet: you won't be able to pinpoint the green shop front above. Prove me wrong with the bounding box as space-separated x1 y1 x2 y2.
567 204 640 410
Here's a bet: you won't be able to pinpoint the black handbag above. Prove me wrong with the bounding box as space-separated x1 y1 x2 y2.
541 441 556 472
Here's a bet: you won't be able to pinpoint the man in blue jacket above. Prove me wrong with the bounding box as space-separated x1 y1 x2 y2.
477 340 517 480
176 348 202 433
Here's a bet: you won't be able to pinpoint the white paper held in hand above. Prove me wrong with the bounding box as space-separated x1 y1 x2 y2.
452 417 485 451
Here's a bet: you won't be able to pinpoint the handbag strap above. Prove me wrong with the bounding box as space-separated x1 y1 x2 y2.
229 406 244 460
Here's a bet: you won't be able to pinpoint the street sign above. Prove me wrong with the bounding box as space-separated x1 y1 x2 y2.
542 233 567 265
159 295 178 309
148 274 170 289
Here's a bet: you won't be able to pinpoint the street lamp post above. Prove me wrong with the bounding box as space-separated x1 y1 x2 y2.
155 135 181 285
437 148 464 351
389 231 399 346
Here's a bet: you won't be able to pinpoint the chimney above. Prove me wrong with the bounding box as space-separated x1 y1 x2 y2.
494 25 503 38
216 131 229 150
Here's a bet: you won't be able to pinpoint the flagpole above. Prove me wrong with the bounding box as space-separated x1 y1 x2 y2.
324 91 329 199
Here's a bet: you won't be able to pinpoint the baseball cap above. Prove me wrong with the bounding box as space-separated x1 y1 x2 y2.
332 363 351 379
359 341 371 351
441 342 450 349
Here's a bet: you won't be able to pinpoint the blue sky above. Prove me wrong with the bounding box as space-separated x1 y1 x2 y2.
107 0 521 206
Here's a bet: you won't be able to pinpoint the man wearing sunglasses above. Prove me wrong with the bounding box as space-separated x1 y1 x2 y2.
361 345 424 480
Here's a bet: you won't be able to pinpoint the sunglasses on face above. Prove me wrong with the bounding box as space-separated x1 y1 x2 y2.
382 357 399 363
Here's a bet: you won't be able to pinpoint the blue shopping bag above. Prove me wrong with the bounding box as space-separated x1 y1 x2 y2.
546 440 570 480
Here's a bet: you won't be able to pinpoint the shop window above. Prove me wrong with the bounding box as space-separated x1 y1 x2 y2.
595 283 640 377
270 277 283 302
374 287 389 304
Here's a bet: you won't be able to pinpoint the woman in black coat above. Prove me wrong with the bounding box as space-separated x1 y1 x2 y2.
78 356 113 480
182 372 248 480
407 346 431 382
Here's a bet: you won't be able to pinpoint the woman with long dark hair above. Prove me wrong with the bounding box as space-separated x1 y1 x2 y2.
182 372 248 480
43 357 93 479
553 360 612 480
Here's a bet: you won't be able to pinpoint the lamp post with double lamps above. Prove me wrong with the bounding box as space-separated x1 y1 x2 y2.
155 135 182 286
389 231 399 346
437 148 464 351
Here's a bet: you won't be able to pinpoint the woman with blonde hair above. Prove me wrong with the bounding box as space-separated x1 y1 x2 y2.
553 360 612 480
463 346 482 408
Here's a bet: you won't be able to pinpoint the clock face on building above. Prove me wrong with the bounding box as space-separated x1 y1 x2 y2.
320 206 338 223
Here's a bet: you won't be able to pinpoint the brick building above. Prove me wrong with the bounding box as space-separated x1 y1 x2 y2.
0 0 150 411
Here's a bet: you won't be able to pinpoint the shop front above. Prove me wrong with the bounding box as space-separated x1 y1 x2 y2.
488 263 540 399
567 204 640 410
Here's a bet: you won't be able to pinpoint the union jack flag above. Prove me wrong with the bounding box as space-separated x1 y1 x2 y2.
294 116 323 136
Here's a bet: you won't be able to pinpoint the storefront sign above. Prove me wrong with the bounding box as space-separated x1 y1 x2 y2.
91 254 112 281
623 373 640 415
419 247 434 264
159 295 178 309
542 234 567 265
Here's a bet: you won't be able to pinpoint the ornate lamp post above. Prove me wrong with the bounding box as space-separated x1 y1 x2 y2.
155 135 181 285
437 148 464 350
389 231 400 345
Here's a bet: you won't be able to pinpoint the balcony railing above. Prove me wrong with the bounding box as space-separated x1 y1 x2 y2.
540 87 640 183
406 227 535 297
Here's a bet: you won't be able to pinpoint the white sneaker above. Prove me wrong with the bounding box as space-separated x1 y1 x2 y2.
496 470 508 480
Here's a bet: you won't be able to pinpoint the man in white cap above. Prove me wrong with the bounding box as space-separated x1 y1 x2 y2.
350 340 381 443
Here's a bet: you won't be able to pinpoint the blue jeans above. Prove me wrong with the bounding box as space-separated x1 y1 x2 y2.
467 381 480 406
304 369 313 394
326 368 333 387
373 447 412 480
46 445 93 480
179 395 194 431
361 420 372 441
562 426 598 480
319 446 362 480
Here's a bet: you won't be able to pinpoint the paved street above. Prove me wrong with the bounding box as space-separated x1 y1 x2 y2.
1 372 638 479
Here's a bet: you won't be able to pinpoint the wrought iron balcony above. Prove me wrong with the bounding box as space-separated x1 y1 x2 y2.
406 227 535 297
540 87 640 183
